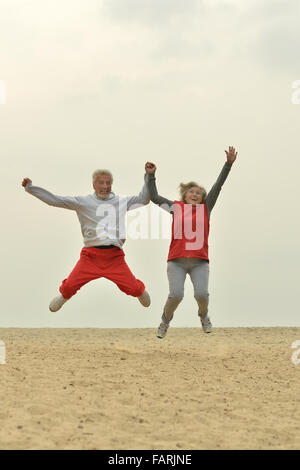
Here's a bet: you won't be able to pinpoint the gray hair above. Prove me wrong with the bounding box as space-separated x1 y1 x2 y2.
92 169 113 184
178 181 207 203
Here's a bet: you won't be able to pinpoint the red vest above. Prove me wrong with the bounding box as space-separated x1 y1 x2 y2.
167 201 210 262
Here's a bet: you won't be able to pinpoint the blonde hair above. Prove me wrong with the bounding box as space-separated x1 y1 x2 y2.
92 169 113 184
178 181 207 203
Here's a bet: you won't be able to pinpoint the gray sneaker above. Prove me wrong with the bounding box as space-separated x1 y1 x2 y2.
49 294 68 312
138 290 151 307
200 314 212 333
156 322 169 339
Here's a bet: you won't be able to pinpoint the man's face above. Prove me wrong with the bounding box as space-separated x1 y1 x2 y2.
93 174 112 199
185 186 202 205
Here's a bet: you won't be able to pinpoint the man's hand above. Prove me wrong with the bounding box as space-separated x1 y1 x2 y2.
145 162 157 174
225 146 237 164
22 178 32 187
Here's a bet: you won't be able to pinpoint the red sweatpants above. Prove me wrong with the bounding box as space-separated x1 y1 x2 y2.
59 247 145 299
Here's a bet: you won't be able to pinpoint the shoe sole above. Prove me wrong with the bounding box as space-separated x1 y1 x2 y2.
156 329 168 339
139 300 151 307
49 306 61 312
201 326 212 333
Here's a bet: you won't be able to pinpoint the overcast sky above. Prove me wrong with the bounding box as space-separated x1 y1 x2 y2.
1 0 300 328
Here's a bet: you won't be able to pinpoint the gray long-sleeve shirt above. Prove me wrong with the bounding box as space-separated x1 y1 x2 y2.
25 174 150 248
146 162 233 219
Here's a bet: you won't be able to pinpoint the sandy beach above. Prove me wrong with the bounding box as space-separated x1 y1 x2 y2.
0 327 299 450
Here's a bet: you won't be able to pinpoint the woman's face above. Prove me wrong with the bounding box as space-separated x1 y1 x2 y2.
185 186 202 205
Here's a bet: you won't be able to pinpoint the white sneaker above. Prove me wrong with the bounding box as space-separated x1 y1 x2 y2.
138 290 151 307
156 322 169 339
200 314 212 333
49 294 68 312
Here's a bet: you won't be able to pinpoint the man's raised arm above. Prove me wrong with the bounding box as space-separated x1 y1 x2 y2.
126 168 151 211
22 178 81 210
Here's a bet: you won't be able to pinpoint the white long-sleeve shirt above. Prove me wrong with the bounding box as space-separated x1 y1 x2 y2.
25 174 150 249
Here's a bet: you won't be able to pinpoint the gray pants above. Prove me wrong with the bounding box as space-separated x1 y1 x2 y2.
162 258 209 324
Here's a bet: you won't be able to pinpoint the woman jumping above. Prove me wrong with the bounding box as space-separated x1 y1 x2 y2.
145 147 237 338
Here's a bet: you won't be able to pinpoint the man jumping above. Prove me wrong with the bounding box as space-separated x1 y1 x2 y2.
22 166 151 312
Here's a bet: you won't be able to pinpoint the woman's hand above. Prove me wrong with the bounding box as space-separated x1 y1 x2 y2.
145 162 157 174
225 146 237 164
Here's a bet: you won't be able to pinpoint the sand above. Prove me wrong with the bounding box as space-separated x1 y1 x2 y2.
0 327 299 450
